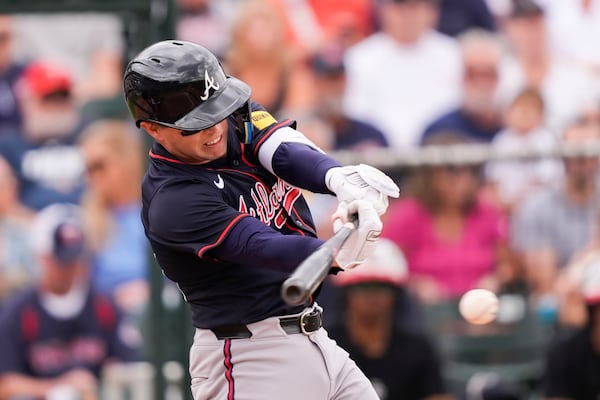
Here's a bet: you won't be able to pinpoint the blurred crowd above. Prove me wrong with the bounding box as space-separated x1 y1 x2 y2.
1 0 600 399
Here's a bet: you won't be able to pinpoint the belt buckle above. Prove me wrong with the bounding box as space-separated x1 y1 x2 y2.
299 308 322 335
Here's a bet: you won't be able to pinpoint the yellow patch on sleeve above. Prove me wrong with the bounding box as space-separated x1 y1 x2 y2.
251 111 278 130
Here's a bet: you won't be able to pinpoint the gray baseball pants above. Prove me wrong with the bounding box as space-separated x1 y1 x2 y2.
189 309 379 400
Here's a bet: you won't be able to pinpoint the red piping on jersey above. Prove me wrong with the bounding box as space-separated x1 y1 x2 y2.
285 221 305 236
197 214 249 257
223 339 235 400
293 207 315 235
239 143 258 167
149 150 186 164
252 120 293 158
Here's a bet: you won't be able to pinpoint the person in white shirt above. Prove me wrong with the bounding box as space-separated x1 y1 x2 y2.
343 0 462 151
541 0 600 92
485 87 562 214
497 0 599 134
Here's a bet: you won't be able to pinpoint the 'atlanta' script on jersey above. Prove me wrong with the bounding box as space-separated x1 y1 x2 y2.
238 178 302 228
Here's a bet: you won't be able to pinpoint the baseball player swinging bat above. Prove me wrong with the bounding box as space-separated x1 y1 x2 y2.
281 221 355 306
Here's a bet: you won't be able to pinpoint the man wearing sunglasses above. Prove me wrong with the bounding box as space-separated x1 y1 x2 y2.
123 40 399 400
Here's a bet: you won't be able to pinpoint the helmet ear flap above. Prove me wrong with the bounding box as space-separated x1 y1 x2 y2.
234 102 253 144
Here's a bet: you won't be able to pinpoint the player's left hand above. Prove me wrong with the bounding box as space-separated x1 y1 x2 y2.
325 164 399 216
332 200 382 270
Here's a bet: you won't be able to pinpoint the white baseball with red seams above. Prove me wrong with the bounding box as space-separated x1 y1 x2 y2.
459 289 499 325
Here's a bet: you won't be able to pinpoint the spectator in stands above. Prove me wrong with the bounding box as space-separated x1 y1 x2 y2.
543 252 600 399
328 239 452 400
383 132 515 303
498 0 599 133
12 13 123 103
0 203 140 400
270 0 375 53
176 0 238 58
485 87 562 214
0 155 35 303
309 44 389 151
511 121 600 316
0 61 86 210
344 0 462 150
224 0 317 120
579 102 600 128
542 0 600 91
436 0 496 37
78 120 148 317
421 29 504 144
0 15 26 135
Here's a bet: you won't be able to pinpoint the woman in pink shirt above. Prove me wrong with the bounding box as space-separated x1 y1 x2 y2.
383 132 515 303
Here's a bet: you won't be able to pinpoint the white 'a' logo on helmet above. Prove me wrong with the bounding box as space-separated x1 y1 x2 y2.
201 70 220 101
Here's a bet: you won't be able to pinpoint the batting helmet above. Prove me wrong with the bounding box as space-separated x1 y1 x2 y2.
123 40 251 134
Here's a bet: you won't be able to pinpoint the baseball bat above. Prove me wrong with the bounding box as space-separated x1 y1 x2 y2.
281 223 355 306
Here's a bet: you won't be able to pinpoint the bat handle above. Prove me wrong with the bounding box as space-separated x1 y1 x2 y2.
281 224 354 306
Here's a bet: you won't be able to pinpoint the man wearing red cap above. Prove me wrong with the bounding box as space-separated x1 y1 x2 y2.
0 61 86 210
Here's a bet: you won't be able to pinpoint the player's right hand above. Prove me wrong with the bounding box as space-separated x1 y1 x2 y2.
332 200 382 270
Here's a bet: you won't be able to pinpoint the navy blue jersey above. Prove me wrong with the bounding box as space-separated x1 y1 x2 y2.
0 287 139 378
142 102 338 328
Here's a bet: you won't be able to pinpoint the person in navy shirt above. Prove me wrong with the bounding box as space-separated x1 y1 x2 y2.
421 28 504 144
0 203 139 399
123 40 399 400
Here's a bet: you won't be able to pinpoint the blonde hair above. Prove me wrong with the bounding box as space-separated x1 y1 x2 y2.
79 120 144 250
226 0 289 72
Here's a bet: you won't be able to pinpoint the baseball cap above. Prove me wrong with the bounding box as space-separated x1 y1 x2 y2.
31 203 86 264
19 62 72 98
508 0 544 18
332 239 408 287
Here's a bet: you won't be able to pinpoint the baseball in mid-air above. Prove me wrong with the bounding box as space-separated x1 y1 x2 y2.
459 289 499 325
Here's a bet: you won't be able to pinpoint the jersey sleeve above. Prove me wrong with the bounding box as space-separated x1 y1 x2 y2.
245 101 296 159
209 215 324 273
147 179 250 258
245 101 341 194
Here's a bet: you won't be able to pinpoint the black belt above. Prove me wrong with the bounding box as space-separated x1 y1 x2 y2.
210 308 322 340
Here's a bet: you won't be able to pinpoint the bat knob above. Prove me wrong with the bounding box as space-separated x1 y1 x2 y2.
281 279 307 306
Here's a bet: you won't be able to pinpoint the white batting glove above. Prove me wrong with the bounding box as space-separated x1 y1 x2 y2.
325 164 400 216
332 200 382 270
